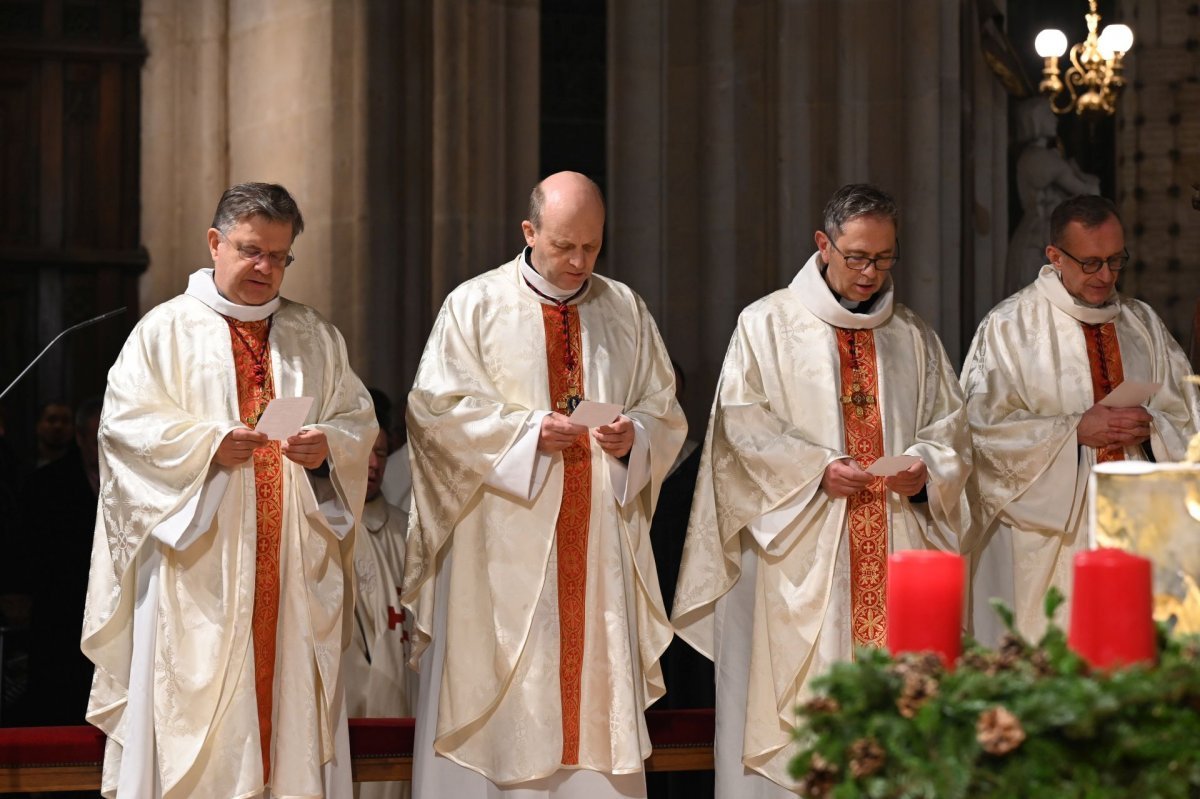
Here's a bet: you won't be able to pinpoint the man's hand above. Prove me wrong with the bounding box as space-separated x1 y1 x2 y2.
593 415 635 459
538 413 588 453
885 459 928 497
214 427 269 467
282 428 329 469
821 458 873 498
1077 404 1152 449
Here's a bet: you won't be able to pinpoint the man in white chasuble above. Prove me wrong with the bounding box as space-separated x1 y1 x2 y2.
403 171 687 798
673 183 972 798
82 183 377 798
962 194 1199 645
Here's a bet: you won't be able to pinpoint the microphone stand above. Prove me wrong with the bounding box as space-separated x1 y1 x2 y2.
0 307 127 402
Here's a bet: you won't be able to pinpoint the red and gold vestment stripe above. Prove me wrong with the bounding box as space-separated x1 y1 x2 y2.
1082 322 1127 464
229 318 284 783
835 328 888 649
540 302 591 766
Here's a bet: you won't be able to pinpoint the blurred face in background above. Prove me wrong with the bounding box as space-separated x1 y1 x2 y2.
366 429 388 502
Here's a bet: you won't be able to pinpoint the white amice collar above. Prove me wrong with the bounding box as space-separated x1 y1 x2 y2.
362 495 390 533
185 268 281 322
519 249 591 304
788 251 894 330
1034 264 1120 324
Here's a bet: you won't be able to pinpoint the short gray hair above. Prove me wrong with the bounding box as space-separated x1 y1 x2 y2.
211 182 305 239
1050 195 1119 245
822 183 899 238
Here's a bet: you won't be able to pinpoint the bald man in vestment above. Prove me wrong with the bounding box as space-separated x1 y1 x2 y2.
403 171 686 798
82 182 376 798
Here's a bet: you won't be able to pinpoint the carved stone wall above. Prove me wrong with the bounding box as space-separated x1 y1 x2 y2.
1116 0 1200 348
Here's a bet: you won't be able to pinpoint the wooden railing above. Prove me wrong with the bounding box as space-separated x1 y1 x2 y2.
0 710 714 793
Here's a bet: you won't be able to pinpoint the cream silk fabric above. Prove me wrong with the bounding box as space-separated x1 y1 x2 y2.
961 265 1199 642
673 252 971 791
82 275 376 799
344 495 414 799
402 254 686 788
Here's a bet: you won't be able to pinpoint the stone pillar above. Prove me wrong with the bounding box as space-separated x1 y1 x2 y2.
139 0 229 312
140 0 534 399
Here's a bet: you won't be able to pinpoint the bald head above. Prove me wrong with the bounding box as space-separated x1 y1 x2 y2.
527 171 606 231
522 172 606 291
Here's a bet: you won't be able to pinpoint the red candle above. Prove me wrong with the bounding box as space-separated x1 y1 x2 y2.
886 550 965 668
1068 549 1156 669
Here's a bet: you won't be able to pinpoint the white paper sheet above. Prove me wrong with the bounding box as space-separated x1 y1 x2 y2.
568 400 623 429
254 396 315 440
1099 380 1161 408
865 454 921 477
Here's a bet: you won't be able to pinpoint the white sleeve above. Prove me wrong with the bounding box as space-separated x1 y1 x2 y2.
746 455 843 554
606 417 650 508
484 411 554 501
150 464 232 550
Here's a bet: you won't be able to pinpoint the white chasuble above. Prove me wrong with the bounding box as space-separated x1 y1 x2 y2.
673 252 971 795
403 254 686 794
82 274 377 799
343 495 414 799
961 265 1199 643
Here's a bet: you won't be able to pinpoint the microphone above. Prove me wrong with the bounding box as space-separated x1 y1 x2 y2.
0 307 128 402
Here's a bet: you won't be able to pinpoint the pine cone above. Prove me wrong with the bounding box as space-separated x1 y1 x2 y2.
960 649 1002 676
895 671 940 719
976 706 1026 755
797 753 840 798
801 696 841 715
848 737 886 778
996 633 1027 669
1030 648 1056 677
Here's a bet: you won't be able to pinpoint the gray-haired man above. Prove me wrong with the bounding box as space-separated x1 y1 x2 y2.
673 183 972 797
83 183 377 798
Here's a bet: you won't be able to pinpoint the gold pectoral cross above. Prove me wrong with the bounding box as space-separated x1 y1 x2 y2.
556 395 583 413
841 383 876 419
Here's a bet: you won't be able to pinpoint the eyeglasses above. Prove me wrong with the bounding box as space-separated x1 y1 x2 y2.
221 233 294 268
827 237 900 272
1054 245 1129 275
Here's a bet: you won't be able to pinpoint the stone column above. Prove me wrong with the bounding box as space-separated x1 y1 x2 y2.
139 0 229 312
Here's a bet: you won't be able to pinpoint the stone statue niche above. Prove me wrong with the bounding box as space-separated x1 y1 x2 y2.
1005 98 1101 297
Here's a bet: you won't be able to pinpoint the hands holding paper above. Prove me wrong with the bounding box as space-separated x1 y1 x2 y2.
537 401 633 458
215 427 268 467
1078 403 1152 449
214 426 328 468
539 413 588 453
821 456 927 498
214 396 326 468
592 416 634 459
884 459 928 497
282 428 329 469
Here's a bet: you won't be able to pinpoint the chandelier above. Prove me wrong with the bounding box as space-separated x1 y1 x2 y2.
1034 0 1134 116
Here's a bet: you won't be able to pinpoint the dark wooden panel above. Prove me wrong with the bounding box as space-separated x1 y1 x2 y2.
0 61 41 248
0 0 144 475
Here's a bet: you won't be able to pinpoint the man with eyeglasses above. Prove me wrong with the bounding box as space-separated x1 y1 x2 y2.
674 183 971 797
82 182 376 797
962 194 1199 645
